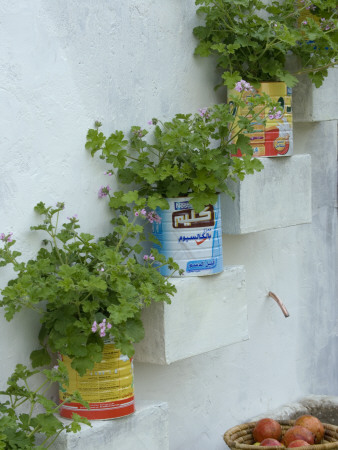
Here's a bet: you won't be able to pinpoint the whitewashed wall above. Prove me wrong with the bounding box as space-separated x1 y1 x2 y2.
0 1 337 449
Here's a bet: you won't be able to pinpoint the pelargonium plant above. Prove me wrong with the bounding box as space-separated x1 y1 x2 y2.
85 85 281 213
0 362 90 449
0 202 180 376
193 0 337 88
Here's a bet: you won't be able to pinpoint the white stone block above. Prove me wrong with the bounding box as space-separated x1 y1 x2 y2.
134 266 248 364
221 154 312 234
49 401 169 450
293 68 338 122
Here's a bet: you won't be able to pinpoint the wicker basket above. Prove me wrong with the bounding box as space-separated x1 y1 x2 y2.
224 420 338 450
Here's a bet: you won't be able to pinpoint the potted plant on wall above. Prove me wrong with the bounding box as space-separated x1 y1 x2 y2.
193 0 337 157
0 201 179 420
86 94 281 276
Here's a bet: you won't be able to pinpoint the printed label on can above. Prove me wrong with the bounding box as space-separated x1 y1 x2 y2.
59 344 135 420
152 196 223 277
231 82 293 157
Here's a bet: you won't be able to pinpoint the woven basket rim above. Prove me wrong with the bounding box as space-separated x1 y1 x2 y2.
224 420 338 450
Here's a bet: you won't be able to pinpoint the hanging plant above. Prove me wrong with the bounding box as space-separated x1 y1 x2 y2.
193 0 337 88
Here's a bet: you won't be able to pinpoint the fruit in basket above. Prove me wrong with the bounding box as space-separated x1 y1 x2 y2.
253 419 282 442
282 426 315 447
287 439 311 447
260 438 283 446
294 415 325 443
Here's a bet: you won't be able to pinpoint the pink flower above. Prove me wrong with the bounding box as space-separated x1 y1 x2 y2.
135 209 161 224
147 211 161 224
98 185 111 198
268 107 283 120
198 108 210 119
143 253 155 261
0 232 13 242
133 128 143 138
92 319 112 337
234 80 254 93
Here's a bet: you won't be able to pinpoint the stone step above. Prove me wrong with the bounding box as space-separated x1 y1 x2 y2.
48 401 169 450
293 68 338 122
220 154 312 234
134 266 248 364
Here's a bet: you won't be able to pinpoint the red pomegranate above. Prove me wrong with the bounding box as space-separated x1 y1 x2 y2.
294 415 325 443
288 439 311 447
282 426 315 447
253 418 282 443
260 438 283 447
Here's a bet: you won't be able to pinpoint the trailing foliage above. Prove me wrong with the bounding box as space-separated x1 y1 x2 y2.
0 203 179 375
86 92 280 213
193 0 337 88
0 362 90 449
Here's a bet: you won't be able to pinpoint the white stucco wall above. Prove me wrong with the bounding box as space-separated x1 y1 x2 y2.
0 1 337 450
0 0 221 380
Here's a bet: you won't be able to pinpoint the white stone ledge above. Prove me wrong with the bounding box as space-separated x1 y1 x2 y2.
293 68 338 122
48 401 169 450
134 266 248 364
221 154 312 235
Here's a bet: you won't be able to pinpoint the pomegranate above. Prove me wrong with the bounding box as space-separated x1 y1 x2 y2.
253 418 282 443
288 439 311 448
282 426 315 447
294 415 325 443
260 438 283 447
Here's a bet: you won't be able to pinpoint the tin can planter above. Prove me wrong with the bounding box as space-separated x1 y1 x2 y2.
152 195 223 277
232 82 293 157
59 342 135 420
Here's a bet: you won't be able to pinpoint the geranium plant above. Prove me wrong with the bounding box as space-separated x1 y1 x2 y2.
193 0 337 88
0 362 90 449
86 91 281 213
0 202 179 376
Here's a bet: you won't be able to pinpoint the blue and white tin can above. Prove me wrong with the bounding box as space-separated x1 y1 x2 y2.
152 196 223 277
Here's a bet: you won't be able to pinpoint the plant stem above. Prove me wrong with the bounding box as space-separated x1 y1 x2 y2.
41 429 65 449
48 212 64 266
293 60 336 75
15 378 50 409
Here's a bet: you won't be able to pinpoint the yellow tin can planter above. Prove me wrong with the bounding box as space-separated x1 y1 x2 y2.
59 342 135 420
231 82 293 158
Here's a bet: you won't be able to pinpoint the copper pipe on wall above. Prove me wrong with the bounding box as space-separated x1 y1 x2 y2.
268 291 290 318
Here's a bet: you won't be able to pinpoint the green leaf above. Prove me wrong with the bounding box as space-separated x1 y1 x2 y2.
122 190 140 204
222 71 242 89
33 202 48 215
275 70 299 88
30 348 51 368
70 356 95 377
31 413 63 436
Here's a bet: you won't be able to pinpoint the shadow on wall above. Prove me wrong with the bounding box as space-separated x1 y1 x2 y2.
249 395 338 426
